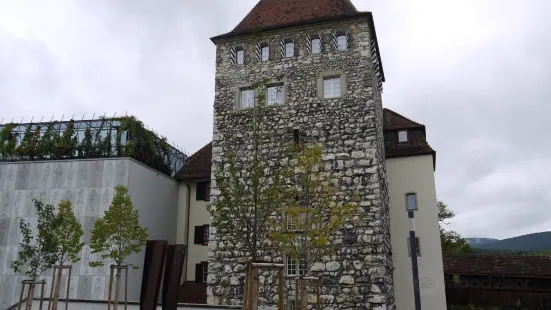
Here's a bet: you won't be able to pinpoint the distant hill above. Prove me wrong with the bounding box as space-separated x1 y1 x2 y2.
467 231 551 252
466 238 499 247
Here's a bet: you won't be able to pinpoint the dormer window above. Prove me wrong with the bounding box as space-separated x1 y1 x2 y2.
398 130 408 142
311 38 321 54
236 47 244 65
285 42 294 57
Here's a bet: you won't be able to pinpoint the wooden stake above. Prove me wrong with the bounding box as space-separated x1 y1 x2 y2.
108 266 114 310
39 281 45 310
278 269 284 310
124 266 128 310
17 281 25 310
295 278 299 310
48 268 56 310
65 267 72 310
316 279 320 310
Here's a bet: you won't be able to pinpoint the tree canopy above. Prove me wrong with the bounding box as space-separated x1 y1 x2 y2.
438 201 473 254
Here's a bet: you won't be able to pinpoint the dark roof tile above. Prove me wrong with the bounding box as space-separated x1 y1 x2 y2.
174 142 212 180
443 254 551 277
232 0 359 34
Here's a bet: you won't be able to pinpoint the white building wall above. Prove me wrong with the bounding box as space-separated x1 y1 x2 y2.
176 181 210 282
386 154 447 310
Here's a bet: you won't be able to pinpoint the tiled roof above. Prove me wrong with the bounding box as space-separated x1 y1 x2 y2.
443 254 551 277
232 0 360 33
175 109 435 180
383 108 424 131
174 142 212 180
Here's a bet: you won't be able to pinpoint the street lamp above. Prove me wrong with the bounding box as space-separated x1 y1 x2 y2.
408 209 422 310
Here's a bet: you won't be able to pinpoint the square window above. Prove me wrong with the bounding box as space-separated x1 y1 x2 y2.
267 84 284 105
408 237 421 256
398 130 408 142
261 46 269 61
406 193 417 211
285 42 294 57
286 256 306 276
337 35 347 51
312 38 321 54
323 77 341 99
236 49 244 65
240 89 255 109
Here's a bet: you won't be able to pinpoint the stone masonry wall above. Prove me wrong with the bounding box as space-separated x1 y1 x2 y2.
209 17 395 310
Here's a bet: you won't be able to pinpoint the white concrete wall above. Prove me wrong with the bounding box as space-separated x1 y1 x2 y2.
0 158 179 307
176 180 210 282
386 155 447 310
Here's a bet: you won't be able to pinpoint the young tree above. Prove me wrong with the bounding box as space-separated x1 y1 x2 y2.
89 185 148 309
11 200 57 310
269 143 359 308
438 201 473 254
207 77 293 262
49 200 85 310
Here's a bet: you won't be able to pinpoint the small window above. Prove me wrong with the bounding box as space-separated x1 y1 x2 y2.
311 38 321 54
398 130 408 142
236 48 244 65
286 214 298 231
286 256 306 276
194 225 206 244
195 262 209 282
285 42 294 57
261 45 269 61
323 77 341 99
287 299 296 310
203 224 210 245
337 35 347 51
240 88 255 109
196 181 210 201
267 84 284 105
408 237 421 256
406 193 417 211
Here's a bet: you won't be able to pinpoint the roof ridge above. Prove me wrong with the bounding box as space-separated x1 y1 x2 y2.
383 108 424 127
231 0 268 32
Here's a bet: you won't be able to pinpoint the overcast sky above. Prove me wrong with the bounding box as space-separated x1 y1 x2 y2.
1 0 550 239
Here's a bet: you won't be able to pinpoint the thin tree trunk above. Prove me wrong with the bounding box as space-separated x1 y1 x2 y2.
52 269 63 310
113 268 122 310
26 284 35 310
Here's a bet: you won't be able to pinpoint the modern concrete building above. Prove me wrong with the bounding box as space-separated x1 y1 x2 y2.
0 118 185 308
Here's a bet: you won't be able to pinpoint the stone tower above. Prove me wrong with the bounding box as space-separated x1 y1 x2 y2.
208 0 394 309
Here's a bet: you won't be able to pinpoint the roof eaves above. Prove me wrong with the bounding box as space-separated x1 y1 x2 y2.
210 12 371 43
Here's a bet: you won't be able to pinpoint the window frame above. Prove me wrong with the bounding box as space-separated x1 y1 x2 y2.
266 83 285 106
317 71 346 100
261 44 270 61
203 224 210 246
311 37 321 54
408 237 421 257
405 192 418 211
196 181 210 201
237 87 256 109
323 77 342 99
285 256 306 276
336 34 348 51
398 130 408 143
285 42 294 58
235 47 244 65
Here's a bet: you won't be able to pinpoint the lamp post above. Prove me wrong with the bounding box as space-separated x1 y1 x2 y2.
408 210 422 310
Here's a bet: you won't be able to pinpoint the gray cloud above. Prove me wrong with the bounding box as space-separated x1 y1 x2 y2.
1 0 549 239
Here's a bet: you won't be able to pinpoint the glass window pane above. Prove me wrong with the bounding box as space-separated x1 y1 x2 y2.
324 77 341 98
285 42 294 57
241 89 254 108
267 85 284 105
407 193 417 210
312 38 321 54
261 46 269 61
236 50 244 64
398 130 408 142
337 35 347 50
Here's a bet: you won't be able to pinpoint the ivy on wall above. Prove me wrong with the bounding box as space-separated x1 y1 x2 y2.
0 116 184 176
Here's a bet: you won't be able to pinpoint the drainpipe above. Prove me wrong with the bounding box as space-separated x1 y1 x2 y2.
183 183 192 284
409 210 422 310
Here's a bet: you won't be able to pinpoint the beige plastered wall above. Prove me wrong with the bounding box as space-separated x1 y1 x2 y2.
386 154 447 310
